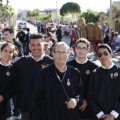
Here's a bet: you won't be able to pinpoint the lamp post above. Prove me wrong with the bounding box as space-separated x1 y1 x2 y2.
109 0 112 39
56 0 57 23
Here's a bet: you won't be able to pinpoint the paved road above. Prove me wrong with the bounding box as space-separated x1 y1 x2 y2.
15 20 120 66
15 20 38 34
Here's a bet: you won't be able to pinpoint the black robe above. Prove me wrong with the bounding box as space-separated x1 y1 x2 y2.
67 59 98 119
13 54 53 113
0 64 16 117
30 64 83 120
87 65 120 120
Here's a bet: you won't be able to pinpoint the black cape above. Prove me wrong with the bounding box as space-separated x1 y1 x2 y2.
67 59 98 119
30 64 83 120
87 65 120 120
0 64 16 115
13 54 53 113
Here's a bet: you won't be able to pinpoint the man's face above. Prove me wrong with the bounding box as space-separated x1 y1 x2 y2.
52 44 70 65
75 42 89 60
29 39 43 57
97 48 112 67
4 31 14 41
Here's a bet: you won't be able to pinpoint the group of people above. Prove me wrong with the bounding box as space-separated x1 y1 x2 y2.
103 31 120 53
0 23 120 120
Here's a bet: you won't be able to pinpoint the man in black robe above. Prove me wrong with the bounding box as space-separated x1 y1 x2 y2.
30 42 83 120
87 44 120 120
13 33 53 120
67 38 98 120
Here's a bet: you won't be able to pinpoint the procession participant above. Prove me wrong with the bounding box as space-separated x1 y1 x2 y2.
13 33 53 120
0 42 16 120
30 42 83 120
68 38 98 120
87 44 120 120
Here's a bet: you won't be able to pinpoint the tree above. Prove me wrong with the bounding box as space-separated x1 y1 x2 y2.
80 9 99 23
60 2 81 16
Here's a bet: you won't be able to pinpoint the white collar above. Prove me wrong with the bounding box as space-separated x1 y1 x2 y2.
101 62 114 69
30 53 45 62
0 61 10 66
75 57 88 64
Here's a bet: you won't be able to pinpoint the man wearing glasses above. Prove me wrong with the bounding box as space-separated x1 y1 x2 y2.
67 38 98 120
30 42 83 120
87 44 120 120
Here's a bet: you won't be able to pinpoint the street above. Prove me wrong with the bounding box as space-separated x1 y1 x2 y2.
16 20 120 66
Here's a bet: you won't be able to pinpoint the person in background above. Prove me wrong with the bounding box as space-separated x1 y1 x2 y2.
111 32 120 53
16 27 26 46
103 31 110 46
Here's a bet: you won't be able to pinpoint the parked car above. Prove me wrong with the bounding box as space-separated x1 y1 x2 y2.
18 22 27 29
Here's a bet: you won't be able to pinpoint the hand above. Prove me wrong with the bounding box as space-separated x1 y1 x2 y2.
101 114 115 120
79 99 88 111
105 114 115 120
0 95 3 102
66 98 77 109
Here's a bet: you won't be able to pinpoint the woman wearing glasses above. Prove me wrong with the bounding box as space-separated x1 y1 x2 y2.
87 44 120 120
0 42 16 120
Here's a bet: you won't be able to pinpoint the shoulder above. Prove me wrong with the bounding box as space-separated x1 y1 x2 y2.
87 60 98 68
67 59 76 65
67 65 80 74
39 63 54 73
43 54 53 62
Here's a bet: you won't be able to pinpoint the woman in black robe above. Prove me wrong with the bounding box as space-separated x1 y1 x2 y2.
0 42 16 120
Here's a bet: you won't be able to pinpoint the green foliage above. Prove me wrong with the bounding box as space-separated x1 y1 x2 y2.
80 9 99 23
60 2 80 16
41 14 51 20
27 10 41 19
6 5 15 16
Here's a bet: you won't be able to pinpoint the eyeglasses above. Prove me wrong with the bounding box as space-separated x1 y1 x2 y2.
54 51 68 55
97 51 109 57
76 47 88 51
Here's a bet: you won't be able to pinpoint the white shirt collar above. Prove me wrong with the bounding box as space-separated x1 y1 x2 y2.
0 61 10 66
75 57 88 64
30 53 45 62
101 62 114 69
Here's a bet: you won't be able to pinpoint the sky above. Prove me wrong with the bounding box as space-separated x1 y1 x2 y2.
3 0 120 13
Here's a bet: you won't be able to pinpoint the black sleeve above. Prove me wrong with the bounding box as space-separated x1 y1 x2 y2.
2 66 17 101
30 70 45 120
86 71 102 115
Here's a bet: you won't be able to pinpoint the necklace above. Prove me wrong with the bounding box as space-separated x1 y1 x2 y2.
55 66 67 83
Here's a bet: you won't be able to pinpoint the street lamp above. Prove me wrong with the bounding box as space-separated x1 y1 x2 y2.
109 0 112 38
56 0 57 23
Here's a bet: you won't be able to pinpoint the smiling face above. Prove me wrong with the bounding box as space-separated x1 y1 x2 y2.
1 45 14 64
29 39 43 58
97 48 113 67
52 44 70 65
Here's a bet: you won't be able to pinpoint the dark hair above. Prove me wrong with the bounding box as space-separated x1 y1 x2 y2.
96 44 112 54
1 42 17 58
4 28 14 34
76 38 90 48
30 33 43 42
26 28 30 32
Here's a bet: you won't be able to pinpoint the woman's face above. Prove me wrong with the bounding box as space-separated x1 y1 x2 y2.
1 45 14 64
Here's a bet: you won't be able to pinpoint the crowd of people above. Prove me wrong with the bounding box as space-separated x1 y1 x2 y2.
0 20 119 120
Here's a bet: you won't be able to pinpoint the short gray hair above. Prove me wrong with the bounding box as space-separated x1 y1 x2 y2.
52 42 70 53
